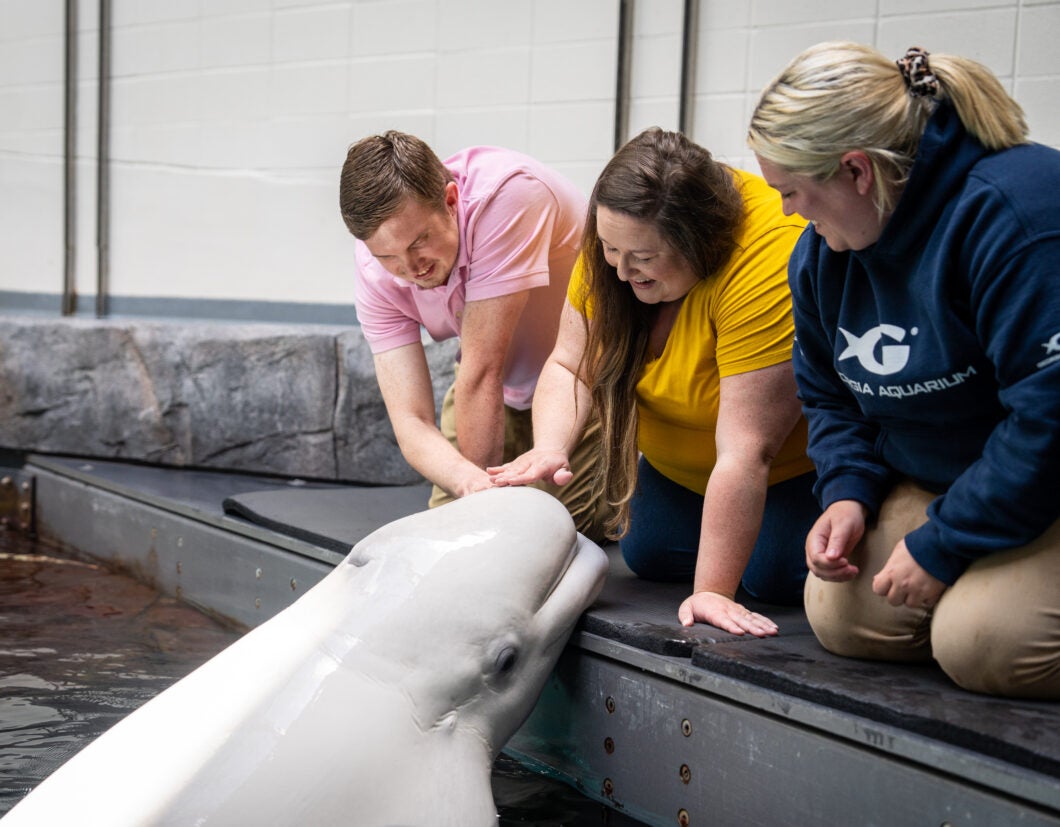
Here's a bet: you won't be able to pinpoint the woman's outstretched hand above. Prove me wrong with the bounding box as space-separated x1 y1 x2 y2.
487 449 573 487
677 591 779 637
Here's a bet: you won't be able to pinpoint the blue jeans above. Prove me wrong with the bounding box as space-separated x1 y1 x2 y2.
620 458 818 604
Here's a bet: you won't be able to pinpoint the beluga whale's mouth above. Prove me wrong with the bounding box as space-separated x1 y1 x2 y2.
2 486 608 827
539 533 581 606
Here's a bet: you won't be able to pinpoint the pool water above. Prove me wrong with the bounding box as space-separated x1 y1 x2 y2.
0 531 634 825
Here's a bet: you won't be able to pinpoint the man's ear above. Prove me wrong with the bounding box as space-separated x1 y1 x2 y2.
444 181 459 214
839 151 876 197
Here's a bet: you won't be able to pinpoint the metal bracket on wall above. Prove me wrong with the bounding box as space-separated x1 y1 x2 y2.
0 473 35 536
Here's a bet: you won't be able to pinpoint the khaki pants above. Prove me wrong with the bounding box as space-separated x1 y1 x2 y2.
805 480 1060 699
427 376 611 543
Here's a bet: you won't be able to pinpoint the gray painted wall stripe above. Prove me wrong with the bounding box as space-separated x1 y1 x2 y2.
0 292 360 327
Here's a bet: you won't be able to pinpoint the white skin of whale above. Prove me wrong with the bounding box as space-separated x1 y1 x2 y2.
3 486 608 827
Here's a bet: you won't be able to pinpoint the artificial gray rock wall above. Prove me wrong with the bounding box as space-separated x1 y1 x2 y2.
0 316 458 485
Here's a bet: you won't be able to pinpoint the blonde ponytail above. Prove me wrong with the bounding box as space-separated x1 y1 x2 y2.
748 42 1028 214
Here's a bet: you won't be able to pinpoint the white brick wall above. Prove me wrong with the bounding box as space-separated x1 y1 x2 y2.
0 1 66 300
1 0 1058 313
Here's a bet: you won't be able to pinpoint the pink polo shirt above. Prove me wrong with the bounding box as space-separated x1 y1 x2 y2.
353 146 585 410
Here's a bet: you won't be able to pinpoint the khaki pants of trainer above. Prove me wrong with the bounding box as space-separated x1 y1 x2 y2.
805 480 1060 699
427 374 611 543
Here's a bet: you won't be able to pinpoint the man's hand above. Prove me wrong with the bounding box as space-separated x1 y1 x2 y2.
805 499 868 581
872 539 946 609
677 591 779 636
450 468 496 499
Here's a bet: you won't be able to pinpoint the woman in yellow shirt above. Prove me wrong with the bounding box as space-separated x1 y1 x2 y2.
489 128 818 635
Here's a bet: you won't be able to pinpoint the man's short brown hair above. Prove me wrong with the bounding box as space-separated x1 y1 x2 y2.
339 131 454 240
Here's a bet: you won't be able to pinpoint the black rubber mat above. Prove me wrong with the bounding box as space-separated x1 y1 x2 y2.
222 485 432 554
691 634 1060 778
579 548 812 656
583 546 1059 778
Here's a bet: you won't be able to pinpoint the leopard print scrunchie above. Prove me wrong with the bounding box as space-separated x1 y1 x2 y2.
896 46 939 98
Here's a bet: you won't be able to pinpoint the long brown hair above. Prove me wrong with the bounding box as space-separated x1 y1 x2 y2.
580 128 743 538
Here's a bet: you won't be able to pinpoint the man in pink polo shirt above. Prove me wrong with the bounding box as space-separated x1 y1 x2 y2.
339 131 607 540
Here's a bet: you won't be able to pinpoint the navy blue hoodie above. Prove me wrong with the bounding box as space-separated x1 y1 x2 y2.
789 102 1060 584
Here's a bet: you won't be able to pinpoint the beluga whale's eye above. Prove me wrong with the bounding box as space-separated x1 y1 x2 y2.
494 646 518 675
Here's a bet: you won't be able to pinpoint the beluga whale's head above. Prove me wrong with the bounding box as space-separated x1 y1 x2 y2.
346 485 609 751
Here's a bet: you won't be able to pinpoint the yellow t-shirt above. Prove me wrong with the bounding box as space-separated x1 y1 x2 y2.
568 168 813 494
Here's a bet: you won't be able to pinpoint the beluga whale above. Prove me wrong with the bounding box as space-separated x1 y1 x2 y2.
3 486 609 826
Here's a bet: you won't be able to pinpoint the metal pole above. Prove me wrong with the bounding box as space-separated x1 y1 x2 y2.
678 0 699 136
96 0 111 318
613 0 634 152
62 0 78 316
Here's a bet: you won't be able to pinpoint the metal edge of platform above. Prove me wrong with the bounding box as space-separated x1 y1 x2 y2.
509 646 1060 827
26 455 347 568
29 464 336 630
560 632 1060 820
21 456 1060 824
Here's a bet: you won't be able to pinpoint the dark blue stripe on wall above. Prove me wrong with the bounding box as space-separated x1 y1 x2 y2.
0 292 360 327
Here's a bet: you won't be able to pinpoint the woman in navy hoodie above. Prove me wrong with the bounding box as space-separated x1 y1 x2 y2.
747 42 1060 698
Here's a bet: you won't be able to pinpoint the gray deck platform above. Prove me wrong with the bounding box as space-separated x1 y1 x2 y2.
20 454 1060 826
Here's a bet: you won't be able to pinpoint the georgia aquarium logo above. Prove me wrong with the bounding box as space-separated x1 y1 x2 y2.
1044 331 1060 356
837 324 915 376
1038 331 1060 369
